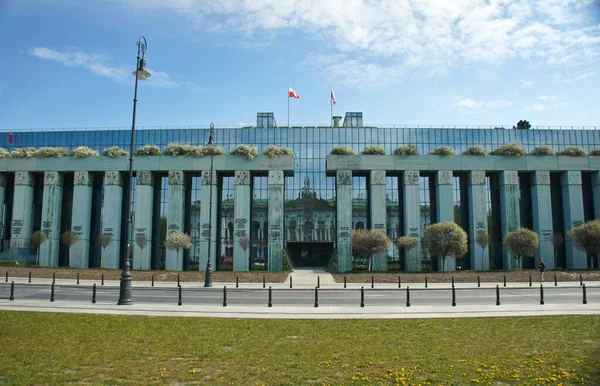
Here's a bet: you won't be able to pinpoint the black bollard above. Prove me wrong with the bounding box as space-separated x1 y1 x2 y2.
314 287 319 308
317 276 320 289
425 275 428 288
477 275 480 288
344 276 347 289
77 273 80 285
177 275 180 288
5 271 7 283
268 286 272 308
452 286 456 307
529 274 532 287
50 282 55 302
360 286 365 308
263 276 266 289
406 286 411 307
223 286 227 307
371 275 374 289
554 274 557 287
9 281 14 301
178 286 182 306
496 285 500 306
452 275 455 287
236 275 239 288
290 276 293 289
28 271 31 284
580 273 583 286
101 273 104 286
582 284 587 305
398 276 401 288
503 275 506 287
151 274 154 287
92 283 97 304
540 284 544 305
52 273 56 284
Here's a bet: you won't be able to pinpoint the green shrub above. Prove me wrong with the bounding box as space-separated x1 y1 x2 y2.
491 142 526 156
72 146 99 158
393 145 419 156
264 145 293 158
330 146 356 155
135 144 161 156
557 146 587 156
590 149 600 156
229 144 259 160
36 147 70 158
361 145 386 155
163 143 195 156
462 145 489 156
11 147 37 158
529 145 555 156
103 146 129 158
429 146 455 156
0 148 11 158
195 145 225 156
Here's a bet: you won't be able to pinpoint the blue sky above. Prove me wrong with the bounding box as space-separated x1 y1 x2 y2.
0 0 599 130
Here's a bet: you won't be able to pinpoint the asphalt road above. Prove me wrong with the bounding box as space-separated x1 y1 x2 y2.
1 283 596 308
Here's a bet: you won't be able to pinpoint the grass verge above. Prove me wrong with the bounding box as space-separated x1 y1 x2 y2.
0 312 598 385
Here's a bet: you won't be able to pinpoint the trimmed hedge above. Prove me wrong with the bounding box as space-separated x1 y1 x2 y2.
361 145 386 155
330 146 356 155
529 145 555 156
229 144 259 160
429 146 455 156
557 146 587 156
11 147 37 158
0 148 11 158
462 145 488 156
590 149 600 156
393 145 419 156
164 143 195 156
264 145 293 158
72 146 99 158
103 146 129 158
491 142 526 156
135 144 161 156
36 147 70 158
195 146 225 156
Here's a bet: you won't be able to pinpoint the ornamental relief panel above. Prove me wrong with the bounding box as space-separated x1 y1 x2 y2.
74 172 93 186
15 172 34 186
268 171 284 185
567 171 581 185
202 170 217 185
503 171 518 185
404 170 420 185
370 171 386 185
437 170 453 185
336 170 352 185
105 171 123 186
534 171 550 186
235 170 250 185
469 171 486 186
44 172 63 186
137 171 153 186
168 171 184 186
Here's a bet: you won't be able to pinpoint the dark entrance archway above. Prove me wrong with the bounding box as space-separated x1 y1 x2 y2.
287 243 334 267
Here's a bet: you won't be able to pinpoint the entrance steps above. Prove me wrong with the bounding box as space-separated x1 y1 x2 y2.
286 267 336 288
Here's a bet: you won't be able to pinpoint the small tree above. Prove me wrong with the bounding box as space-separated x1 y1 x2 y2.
475 232 489 271
568 220 600 269
351 229 392 271
165 232 192 271
135 232 148 271
99 233 112 268
31 230 48 266
422 222 468 271
550 233 564 269
504 227 539 269
514 120 531 130
61 231 79 267
239 236 249 270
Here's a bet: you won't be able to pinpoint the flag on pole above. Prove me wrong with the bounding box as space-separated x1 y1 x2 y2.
8 132 13 144
331 87 336 105
288 87 300 99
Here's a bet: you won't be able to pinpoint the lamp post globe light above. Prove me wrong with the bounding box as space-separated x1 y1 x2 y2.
118 36 151 305
204 122 216 288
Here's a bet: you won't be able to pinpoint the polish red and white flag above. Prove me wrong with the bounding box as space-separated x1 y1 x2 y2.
288 87 300 99
331 87 337 105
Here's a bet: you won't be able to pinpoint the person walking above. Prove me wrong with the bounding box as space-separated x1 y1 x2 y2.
538 259 546 283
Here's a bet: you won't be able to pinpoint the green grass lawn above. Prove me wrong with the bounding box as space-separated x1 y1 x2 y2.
0 312 598 385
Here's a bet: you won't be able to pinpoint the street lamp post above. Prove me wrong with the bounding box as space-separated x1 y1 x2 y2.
118 36 151 305
204 123 216 287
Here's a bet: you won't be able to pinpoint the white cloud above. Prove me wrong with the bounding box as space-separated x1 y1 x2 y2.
29 47 199 90
524 95 569 111
453 96 512 115
524 102 547 112
523 80 534 88
116 0 600 89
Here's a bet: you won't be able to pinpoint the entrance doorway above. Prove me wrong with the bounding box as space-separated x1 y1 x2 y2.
287 243 334 267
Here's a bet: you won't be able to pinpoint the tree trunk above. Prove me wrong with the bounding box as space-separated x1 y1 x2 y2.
176 250 179 271
442 256 446 271
481 248 485 271
36 247 39 266
518 257 522 270
368 255 372 272
68 248 71 267
139 248 143 271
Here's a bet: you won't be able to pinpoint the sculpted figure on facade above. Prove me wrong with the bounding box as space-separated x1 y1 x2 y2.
105 171 123 186
15 172 34 186
137 171 153 186
534 171 550 186
74 171 93 186
168 171 185 186
437 170 453 185
568 171 581 185
44 171 63 186
370 171 386 185
202 170 217 185
404 170 420 185
469 171 486 186
235 170 250 185
268 170 284 185
503 171 518 185
336 170 352 185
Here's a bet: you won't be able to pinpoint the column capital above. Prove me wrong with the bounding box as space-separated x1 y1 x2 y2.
137 171 153 186
336 170 352 185
43 171 63 186
561 170 581 186
104 171 122 186
168 171 185 186
531 171 550 186
74 171 93 186
202 170 217 186
268 171 284 185
468 171 486 186
499 171 518 186
435 170 453 186
369 170 386 185
15 171 34 186
235 170 250 185
0 173 6 188
402 170 420 186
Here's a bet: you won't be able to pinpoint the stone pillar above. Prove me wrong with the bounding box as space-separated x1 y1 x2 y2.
592 172 600 269
268 171 284 272
467 171 489 271
233 171 251 271
166 171 186 271
402 170 421 271
435 170 455 271
101 171 123 269
39 172 63 267
369 171 387 271
71 172 94 268
499 171 520 270
133 171 153 271
10 172 34 250
561 171 586 269
531 171 554 269
199 170 217 272
336 170 353 272
0 174 6 241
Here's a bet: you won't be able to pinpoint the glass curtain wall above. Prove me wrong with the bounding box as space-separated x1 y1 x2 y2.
251 176 268 270
219 176 234 270
189 176 202 270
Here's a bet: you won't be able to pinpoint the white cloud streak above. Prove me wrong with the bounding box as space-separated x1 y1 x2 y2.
453 96 512 115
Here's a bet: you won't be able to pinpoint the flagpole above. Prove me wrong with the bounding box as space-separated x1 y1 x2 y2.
287 84 290 128
330 85 333 127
